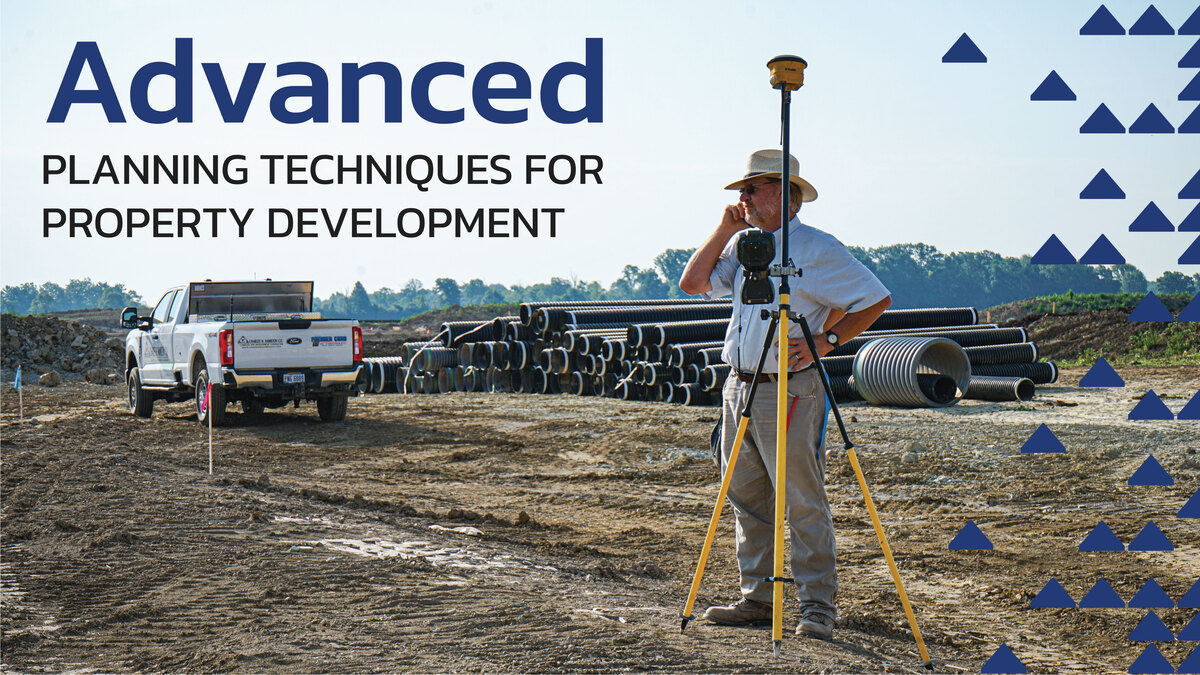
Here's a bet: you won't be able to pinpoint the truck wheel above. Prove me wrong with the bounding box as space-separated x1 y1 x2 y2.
128 367 155 418
242 399 265 417
316 395 348 422
195 368 228 426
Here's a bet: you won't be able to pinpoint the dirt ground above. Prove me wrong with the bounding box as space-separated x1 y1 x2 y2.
1 365 1198 673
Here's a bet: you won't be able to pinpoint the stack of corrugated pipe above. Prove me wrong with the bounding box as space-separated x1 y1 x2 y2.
361 302 1056 407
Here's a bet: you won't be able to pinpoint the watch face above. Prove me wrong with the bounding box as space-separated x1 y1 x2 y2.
827 332 839 345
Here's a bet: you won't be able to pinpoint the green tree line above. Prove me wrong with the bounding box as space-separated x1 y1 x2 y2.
4 245 1198 317
1 279 143 314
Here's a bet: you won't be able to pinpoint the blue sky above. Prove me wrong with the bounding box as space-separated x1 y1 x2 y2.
2 0 1196 299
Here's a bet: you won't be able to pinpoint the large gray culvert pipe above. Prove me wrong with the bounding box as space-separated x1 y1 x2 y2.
852 337 971 408
966 376 1035 401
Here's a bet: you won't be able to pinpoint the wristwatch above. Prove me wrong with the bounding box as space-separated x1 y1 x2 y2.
825 331 840 346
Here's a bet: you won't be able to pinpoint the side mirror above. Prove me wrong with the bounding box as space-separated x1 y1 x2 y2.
137 316 154 331
120 306 139 329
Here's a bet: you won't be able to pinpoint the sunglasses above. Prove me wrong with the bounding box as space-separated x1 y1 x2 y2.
739 181 778 196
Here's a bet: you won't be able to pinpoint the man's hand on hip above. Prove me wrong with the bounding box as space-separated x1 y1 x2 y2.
787 334 834 371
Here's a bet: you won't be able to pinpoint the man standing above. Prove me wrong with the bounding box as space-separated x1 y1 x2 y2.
678 149 891 638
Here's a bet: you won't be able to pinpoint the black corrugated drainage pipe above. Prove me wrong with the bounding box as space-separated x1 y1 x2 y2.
966 376 1035 401
852 337 971 408
971 362 1058 384
866 307 977 331
527 298 730 330
833 327 1026 357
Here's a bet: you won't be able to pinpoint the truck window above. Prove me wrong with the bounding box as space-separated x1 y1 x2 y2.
151 291 176 324
166 289 186 323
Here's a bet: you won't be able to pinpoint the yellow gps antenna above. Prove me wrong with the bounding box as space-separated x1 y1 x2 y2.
767 55 807 91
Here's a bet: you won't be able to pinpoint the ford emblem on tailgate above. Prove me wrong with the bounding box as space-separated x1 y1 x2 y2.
286 337 302 345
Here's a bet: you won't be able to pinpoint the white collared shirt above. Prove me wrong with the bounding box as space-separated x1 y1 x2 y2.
703 217 890 373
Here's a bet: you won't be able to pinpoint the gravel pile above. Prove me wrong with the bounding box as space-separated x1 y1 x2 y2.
1 313 124 385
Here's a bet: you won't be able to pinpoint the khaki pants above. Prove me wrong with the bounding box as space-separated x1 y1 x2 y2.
719 367 836 619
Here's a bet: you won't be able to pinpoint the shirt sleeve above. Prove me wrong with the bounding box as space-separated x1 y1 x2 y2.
804 237 890 312
702 236 740 300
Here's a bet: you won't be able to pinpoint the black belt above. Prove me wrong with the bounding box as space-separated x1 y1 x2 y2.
736 371 796 384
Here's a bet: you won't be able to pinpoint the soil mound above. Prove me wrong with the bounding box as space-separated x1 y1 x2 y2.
1 313 124 383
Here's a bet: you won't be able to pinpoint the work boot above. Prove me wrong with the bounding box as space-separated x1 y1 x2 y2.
796 612 834 639
702 598 772 625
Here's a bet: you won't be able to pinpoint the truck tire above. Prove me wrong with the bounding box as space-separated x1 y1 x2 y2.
128 367 155 418
195 368 228 426
316 395 348 422
242 399 265 417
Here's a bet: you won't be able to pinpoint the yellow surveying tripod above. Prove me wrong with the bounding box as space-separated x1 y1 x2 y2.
678 55 933 668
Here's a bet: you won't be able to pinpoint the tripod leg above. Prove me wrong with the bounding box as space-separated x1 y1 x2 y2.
680 414 750 632
679 316 778 632
795 315 933 668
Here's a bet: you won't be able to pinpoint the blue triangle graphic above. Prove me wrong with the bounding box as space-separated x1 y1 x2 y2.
1183 72 1200 100
1130 5 1175 35
1129 522 1174 552
1130 203 1175 232
1183 39 1200 68
943 33 987 63
1180 204 1200 232
1131 578 1175 607
1182 6 1200 35
1031 577 1076 608
1180 645 1200 674
1082 168 1126 198
1079 357 1125 387
982 644 1027 673
1130 390 1175 420
1082 5 1126 34
1031 70 1076 101
1082 104 1127 133
1079 234 1127 264
1177 390 1200 419
1021 423 1066 453
1183 105 1200 133
1182 170 1200 199
1081 578 1125 607
1182 294 1200 320
1181 490 1200 518
1180 614 1200 640
1031 234 1077 264
1130 104 1176 133
1182 579 1200 608
1129 455 1173 485
1130 611 1176 641
1080 520 1125 551
1180 234 1200 263
1129 293 1175 321
949 520 993 550
1130 644 1174 673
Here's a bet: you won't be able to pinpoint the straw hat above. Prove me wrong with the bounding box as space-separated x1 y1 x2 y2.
724 149 817 202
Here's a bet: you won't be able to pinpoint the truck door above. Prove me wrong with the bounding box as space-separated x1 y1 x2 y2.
164 290 187 383
142 290 176 383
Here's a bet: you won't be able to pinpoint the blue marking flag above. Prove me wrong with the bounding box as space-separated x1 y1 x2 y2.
14 365 20 390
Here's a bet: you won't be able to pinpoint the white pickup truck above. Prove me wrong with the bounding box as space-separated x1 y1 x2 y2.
121 280 363 425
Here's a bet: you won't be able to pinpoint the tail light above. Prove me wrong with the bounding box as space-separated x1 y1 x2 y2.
352 326 363 362
219 329 234 366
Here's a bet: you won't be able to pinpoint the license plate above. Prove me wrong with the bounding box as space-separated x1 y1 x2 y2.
283 373 305 384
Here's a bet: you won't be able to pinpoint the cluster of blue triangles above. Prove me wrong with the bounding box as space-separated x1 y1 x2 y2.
1032 577 1200 609
1079 520 1173 551
1080 103 1187 133
1127 389 1200 420
1030 234 1128 265
1080 4 1196 35
1129 292 1200 322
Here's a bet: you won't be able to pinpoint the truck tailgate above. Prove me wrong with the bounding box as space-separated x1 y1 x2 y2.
231 320 356 369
